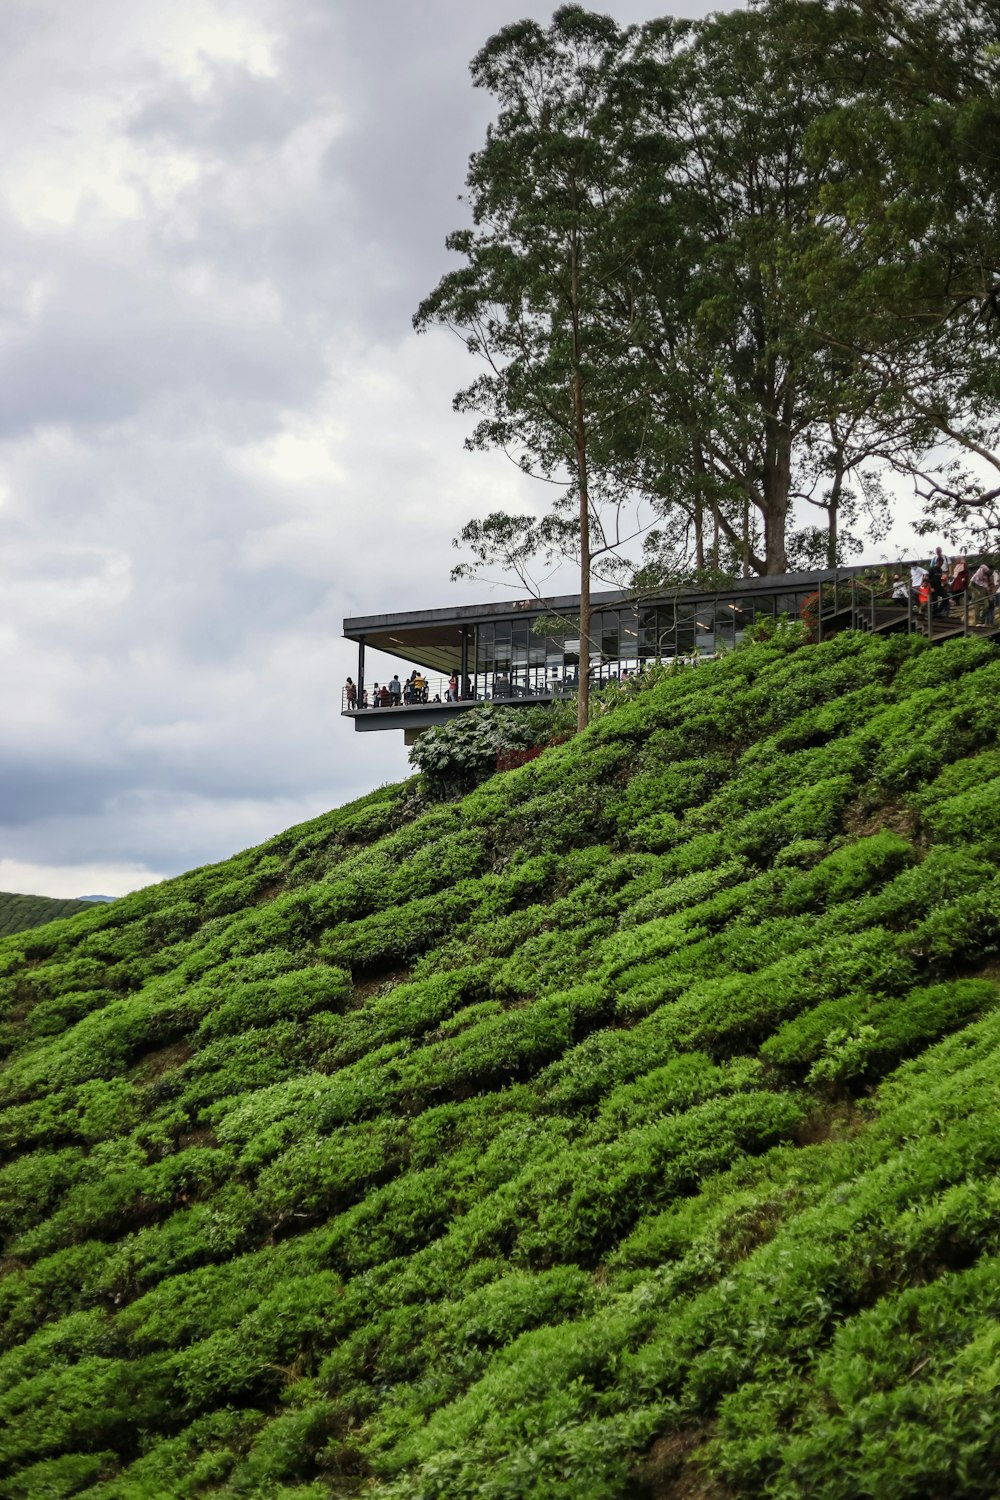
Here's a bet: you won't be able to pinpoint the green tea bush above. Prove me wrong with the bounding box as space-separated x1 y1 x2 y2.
0 633 999 1498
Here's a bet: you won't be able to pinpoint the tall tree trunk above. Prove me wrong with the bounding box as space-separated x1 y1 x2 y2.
741 497 751 578
763 498 790 574
762 396 793 574
573 367 591 734
694 499 705 569
827 501 838 568
569 219 591 735
826 436 846 568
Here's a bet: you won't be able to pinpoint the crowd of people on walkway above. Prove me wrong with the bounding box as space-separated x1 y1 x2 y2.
343 670 475 711
892 548 1000 623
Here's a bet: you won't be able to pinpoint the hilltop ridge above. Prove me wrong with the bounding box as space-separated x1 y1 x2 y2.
2 632 1000 1498
0 892 96 941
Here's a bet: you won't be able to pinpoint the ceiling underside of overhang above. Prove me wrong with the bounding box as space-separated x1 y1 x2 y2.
356 625 466 676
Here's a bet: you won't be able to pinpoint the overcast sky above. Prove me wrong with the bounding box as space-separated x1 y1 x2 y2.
1 0 932 902
0 0 764 899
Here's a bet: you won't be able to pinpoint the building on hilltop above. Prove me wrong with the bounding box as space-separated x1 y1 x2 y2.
342 560 1000 739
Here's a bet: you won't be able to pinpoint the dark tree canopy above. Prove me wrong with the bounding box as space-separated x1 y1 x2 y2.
417 0 1000 696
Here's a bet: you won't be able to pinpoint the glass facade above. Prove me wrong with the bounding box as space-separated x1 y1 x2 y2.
469 588 813 700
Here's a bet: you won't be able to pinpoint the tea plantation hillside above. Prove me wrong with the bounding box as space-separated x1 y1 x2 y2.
0 893 94 940
5 632 1000 1500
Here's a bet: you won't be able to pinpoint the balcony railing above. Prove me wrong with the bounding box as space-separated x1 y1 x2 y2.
342 671 578 714
341 658 714 715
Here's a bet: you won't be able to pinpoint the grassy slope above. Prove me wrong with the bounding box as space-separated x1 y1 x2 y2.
2 633 1000 1499
0 893 93 940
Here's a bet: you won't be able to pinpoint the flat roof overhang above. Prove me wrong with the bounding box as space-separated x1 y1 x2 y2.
342 569 858 672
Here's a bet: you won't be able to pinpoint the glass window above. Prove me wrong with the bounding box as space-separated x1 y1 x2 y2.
492 623 511 671
476 623 494 674
693 604 716 655
676 603 696 655
712 601 736 649
656 606 679 657
545 634 565 667
601 612 620 661
732 599 754 643
618 607 639 665
638 606 659 659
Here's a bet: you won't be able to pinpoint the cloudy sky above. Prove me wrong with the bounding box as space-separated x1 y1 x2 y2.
1 0 930 901
1 0 763 899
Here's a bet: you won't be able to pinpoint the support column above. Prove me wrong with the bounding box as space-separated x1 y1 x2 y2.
460 628 469 698
357 637 365 710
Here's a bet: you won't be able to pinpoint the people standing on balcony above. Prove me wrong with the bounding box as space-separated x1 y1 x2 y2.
950 556 969 597
389 674 402 706
971 562 995 625
379 684 392 708
412 672 427 702
929 553 947 615
344 677 357 710
370 682 380 707
447 672 458 701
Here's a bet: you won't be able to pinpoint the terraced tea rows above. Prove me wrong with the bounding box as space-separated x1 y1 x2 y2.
2 632 1000 1498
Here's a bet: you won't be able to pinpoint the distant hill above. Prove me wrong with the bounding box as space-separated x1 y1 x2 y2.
2 633 1000 1496
0 890 94 939
76 894 115 904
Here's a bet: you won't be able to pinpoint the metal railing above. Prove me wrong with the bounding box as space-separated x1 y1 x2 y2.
343 671 580 715
341 659 711 715
816 558 999 644
846 576 992 642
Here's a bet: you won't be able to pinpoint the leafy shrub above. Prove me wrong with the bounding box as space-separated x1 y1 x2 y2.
408 702 571 799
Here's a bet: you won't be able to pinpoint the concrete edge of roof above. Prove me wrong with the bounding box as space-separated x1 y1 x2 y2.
342 562 910 637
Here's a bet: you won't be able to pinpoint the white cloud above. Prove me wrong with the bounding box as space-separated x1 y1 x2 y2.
0 858 163 902
0 0 737 899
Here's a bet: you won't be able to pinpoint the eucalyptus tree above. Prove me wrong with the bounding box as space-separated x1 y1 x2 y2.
414 6 648 731
800 0 1000 546
602 1 918 576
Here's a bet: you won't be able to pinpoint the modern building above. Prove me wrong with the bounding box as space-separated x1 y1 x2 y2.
343 567 853 738
343 559 998 737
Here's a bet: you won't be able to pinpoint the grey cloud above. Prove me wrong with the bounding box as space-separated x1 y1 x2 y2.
128 63 306 154
0 0 735 895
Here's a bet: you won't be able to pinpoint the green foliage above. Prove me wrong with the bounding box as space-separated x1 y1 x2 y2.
0 891 96 939
408 702 572 799
1 634 1000 1497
